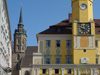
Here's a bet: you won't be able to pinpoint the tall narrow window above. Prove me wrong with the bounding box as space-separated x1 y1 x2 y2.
42 69 47 74
56 40 60 47
17 54 20 60
18 45 20 50
55 69 59 74
67 40 71 47
18 39 20 44
96 40 98 47
46 40 51 47
67 69 72 74
66 58 71 64
46 58 50 64
96 58 98 64
55 58 60 64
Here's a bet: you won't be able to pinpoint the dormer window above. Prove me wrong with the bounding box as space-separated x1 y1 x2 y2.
57 28 61 32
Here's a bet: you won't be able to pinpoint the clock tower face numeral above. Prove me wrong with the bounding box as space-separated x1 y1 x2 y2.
78 23 91 35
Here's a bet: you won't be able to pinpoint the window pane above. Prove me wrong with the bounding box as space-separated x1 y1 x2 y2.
46 58 50 64
67 40 71 47
46 40 51 47
66 58 71 64
56 40 60 47
96 58 98 64
55 69 59 74
56 58 60 64
42 69 46 74
96 40 98 47
67 69 72 74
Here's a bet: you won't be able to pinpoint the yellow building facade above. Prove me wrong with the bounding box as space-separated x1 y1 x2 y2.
20 0 100 75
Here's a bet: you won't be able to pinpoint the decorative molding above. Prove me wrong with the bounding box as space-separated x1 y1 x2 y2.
37 35 72 41
55 47 61 55
74 36 95 49
32 64 100 69
45 47 51 55
66 47 72 55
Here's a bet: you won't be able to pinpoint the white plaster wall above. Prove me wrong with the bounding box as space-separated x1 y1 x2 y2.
0 0 12 75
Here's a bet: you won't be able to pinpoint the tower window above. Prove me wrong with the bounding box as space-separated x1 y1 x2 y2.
96 40 98 47
18 39 20 44
55 58 60 64
46 58 50 64
46 40 51 47
17 54 20 60
66 40 71 47
55 69 59 74
42 69 47 74
56 40 60 47
18 45 20 50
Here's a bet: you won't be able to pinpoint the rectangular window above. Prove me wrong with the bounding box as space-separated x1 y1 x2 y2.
55 58 60 64
67 69 72 74
56 40 60 47
46 40 51 47
96 40 98 47
55 69 59 74
42 69 47 74
67 40 71 47
46 58 50 64
66 58 71 64
96 58 98 64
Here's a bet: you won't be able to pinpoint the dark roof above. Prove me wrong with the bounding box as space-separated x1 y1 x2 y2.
38 19 100 34
21 46 38 67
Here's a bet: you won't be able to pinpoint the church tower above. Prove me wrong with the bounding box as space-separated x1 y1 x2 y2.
72 0 96 64
14 7 27 53
12 4 27 75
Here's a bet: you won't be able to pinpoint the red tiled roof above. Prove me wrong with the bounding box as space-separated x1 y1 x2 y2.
38 19 100 34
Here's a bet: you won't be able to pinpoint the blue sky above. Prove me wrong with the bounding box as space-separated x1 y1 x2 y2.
7 0 100 46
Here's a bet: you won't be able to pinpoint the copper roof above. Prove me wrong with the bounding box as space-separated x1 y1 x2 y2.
38 19 100 34
21 46 38 67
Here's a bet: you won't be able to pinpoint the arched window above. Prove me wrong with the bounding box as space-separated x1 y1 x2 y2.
25 71 30 75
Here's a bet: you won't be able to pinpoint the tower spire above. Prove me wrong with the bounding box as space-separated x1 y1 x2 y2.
19 0 23 24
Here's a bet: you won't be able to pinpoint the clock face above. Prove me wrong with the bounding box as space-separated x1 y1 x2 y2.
80 4 87 10
78 23 91 35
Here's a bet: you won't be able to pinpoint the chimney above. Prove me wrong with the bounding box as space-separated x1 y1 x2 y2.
69 13 72 23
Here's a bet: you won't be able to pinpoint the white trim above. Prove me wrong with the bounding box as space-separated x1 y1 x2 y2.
38 35 72 41
49 68 52 75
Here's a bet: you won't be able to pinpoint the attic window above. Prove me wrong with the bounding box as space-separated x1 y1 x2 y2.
57 28 61 32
